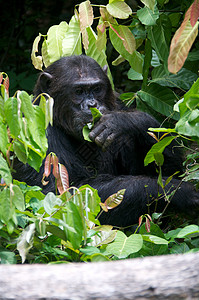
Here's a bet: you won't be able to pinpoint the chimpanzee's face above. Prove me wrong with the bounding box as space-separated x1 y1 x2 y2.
35 56 115 140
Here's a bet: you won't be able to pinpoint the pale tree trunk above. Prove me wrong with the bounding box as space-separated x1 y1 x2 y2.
0 252 199 299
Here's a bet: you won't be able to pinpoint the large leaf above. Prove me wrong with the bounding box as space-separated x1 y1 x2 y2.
168 19 198 74
62 15 82 56
105 231 143 258
0 123 8 157
46 21 69 64
151 66 198 90
140 0 156 11
175 110 199 138
148 14 172 63
106 1 132 19
109 25 143 73
4 97 21 138
86 27 113 84
144 136 176 166
137 84 179 120
137 6 159 26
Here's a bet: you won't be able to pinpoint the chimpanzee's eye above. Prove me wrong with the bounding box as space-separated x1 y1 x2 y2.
75 88 84 95
93 85 102 94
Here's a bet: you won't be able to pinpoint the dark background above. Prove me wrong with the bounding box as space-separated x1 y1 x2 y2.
0 0 139 95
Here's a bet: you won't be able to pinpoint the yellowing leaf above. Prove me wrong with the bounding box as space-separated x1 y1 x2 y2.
100 189 125 212
31 35 43 71
168 20 198 74
106 1 132 19
79 0 93 27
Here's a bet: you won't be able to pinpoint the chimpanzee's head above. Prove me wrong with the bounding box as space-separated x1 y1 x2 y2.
34 55 116 139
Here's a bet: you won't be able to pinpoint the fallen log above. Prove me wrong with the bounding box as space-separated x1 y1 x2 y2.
0 252 199 299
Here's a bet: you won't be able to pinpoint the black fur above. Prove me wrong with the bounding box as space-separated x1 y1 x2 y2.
13 55 199 227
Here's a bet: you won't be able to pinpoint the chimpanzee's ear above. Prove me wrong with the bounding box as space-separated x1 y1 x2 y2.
38 72 53 92
102 65 108 75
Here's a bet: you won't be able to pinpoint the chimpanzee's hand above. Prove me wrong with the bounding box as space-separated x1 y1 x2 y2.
89 112 126 150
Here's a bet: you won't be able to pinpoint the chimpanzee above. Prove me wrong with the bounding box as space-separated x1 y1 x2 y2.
13 55 199 227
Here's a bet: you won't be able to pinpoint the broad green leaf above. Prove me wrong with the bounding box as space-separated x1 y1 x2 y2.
28 106 47 153
148 14 172 63
144 136 176 166
140 0 156 11
128 68 143 80
10 184 25 211
79 184 101 217
0 188 12 223
63 201 84 249
83 107 102 142
142 38 152 89
137 6 159 26
168 20 198 74
86 27 113 84
0 123 8 157
47 21 69 64
106 1 132 19
90 254 110 262
62 15 82 56
142 234 168 245
106 231 143 258
151 66 198 90
89 226 117 247
177 225 199 238
80 246 100 256
175 110 199 138
18 91 34 120
31 35 43 71
17 223 35 263
0 155 12 185
44 192 62 215
137 84 179 120
4 97 21 138
109 25 143 73
0 250 16 264
79 0 93 27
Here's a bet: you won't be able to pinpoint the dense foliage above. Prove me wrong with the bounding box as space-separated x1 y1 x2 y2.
0 0 199 264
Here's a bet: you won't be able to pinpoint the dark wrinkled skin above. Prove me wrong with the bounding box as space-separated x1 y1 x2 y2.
13 55 199 227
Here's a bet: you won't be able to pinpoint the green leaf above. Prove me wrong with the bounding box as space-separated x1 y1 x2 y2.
151 66 198 90
106 1 132 19
63 201 84 249
4 97 21 138
128 68 143 80
0 155 12 185
10 184 25 211
175 110 199 138
0 123 8 156
83 107 102 142
137 6 159 26
85 27 113 85
0 250 17 264
140 0 156 11
137 84 179 120
109 25 143 73
177 225 199 238
46 21 69 64
148 14 172 63
43 192 62 215
142 38 152 89
106 231 143 258
142 234 168 245
62 15 82 56
144 136 176 166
